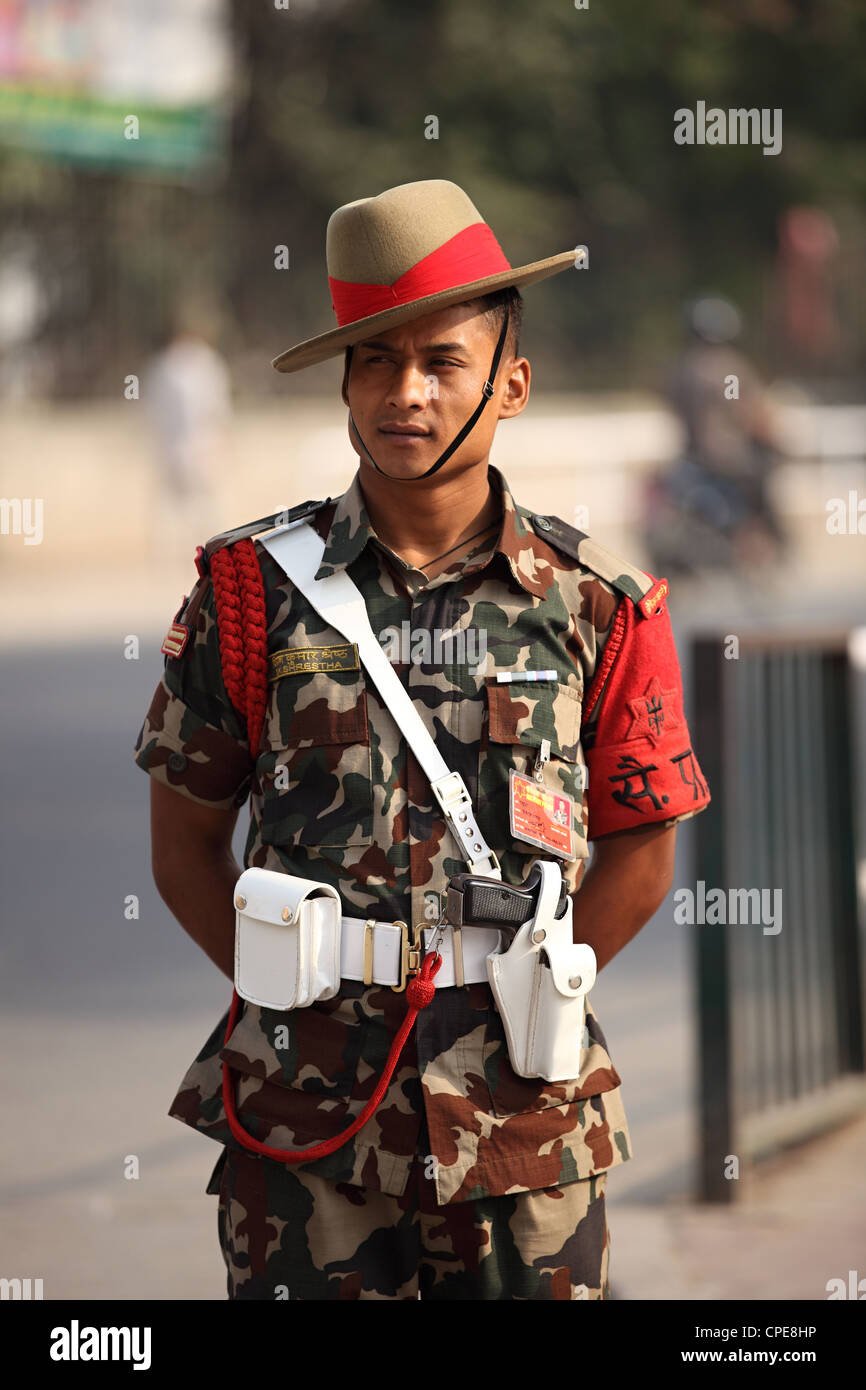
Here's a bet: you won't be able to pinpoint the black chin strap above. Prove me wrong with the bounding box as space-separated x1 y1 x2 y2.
345 306 510 481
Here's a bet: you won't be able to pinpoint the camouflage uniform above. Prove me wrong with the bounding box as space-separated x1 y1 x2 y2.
134 464 710 1299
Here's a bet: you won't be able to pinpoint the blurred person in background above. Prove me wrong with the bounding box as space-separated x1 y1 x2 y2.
775 206 842 373
643 296 788 580
0 235 49 401
144 298 231 559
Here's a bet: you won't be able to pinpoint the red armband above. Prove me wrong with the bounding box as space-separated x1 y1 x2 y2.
584 586 710 838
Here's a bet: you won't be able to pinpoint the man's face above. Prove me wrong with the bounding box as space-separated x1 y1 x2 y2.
341 300 529 482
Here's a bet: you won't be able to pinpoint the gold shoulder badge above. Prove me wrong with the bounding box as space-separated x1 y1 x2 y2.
161 622 191 658
639 578 669 618
269 643 360 680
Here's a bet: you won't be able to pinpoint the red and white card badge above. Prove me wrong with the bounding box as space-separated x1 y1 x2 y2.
509 748 581 858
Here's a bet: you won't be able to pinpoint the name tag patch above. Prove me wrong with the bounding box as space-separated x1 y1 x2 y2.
509 769 575 859
269 643 360 680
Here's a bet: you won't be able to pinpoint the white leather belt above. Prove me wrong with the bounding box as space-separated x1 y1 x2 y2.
340 916 505 991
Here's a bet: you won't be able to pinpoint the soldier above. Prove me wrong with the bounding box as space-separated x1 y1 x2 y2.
134 179 710 1300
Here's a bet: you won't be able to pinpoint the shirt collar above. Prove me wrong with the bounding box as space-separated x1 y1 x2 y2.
314 471 376 579
314 465 552 599
492 466 552 599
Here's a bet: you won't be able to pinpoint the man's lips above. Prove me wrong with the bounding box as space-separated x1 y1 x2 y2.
378 424 431 436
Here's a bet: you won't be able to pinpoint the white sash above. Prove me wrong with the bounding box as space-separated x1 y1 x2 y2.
259 521 501 880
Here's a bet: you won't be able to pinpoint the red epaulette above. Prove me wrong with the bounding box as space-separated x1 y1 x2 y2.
199 498 330 755
209 538 269 757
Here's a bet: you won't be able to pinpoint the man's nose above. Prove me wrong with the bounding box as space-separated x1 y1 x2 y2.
386 362 431 408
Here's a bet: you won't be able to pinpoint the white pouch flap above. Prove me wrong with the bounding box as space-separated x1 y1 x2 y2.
234 867 342 1011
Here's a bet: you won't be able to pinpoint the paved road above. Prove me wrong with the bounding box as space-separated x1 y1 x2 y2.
0 641 231 1297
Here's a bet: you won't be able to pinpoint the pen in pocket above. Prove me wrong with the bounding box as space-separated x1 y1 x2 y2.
495 670 558 683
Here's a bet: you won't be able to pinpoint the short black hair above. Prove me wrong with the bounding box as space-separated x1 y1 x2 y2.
460 285 523 360
342 285 524 378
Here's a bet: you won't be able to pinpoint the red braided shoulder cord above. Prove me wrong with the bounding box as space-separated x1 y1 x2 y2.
206 535 444 1163
209 538 269 758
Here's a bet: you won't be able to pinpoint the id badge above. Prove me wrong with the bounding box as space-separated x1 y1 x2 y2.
508 769 575 859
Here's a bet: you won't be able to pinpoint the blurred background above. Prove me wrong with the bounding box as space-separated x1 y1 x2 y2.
0 0 864 1300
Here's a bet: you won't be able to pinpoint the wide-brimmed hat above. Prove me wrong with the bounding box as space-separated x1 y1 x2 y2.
272 179 580 374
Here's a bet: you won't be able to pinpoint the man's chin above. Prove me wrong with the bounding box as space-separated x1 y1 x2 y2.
357 439 438 481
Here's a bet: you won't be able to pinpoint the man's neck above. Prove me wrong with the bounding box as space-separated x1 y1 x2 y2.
358 462 501 573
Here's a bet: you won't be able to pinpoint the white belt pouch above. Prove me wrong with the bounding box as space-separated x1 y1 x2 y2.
234 867 342 1011
486 860 598 1081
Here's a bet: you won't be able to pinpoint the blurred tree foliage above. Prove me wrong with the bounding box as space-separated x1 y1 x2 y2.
0 0 863 398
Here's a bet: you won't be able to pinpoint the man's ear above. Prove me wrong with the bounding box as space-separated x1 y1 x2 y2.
340 354 350 407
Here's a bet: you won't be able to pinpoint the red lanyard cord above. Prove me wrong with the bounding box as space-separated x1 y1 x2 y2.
221 950 443 1163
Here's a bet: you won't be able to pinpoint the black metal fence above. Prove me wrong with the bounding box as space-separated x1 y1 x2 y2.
692 629 866 1202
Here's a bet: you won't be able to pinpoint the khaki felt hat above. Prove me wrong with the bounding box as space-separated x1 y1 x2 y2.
272 178 581 374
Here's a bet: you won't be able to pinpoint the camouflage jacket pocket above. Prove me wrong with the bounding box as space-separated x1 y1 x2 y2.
221 994 368 1101
482 996 623 1117
479 678 589 861
259 669 373 847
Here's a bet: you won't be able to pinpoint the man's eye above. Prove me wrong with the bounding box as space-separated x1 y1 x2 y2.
362 355 459 366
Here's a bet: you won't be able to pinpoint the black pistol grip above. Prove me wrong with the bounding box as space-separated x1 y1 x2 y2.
446 872 570 928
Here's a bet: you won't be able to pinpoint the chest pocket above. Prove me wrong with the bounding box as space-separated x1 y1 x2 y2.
479 677 589 862
259 664 373 848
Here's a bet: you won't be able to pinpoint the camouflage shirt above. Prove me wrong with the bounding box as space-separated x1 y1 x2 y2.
134 465 710 1206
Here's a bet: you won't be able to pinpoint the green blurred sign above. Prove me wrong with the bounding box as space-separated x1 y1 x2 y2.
0 0 233 177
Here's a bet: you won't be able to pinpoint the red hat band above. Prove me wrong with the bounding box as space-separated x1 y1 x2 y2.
328 223 512 328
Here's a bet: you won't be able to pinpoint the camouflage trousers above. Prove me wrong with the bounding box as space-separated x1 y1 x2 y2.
208 1147 611 1300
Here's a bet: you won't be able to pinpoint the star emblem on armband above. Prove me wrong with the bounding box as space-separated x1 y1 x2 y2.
625 676 681 745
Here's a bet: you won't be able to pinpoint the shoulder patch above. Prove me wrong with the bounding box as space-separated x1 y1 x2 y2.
161 573 211 660
161 621 191 659
203 497 331 563
528 511 669 617
635 577 669 618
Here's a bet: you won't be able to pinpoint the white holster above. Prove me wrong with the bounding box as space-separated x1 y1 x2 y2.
486 860 597 1081
234 867 342 1011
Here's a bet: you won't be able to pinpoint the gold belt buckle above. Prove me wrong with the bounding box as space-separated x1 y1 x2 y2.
391 920 425 993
